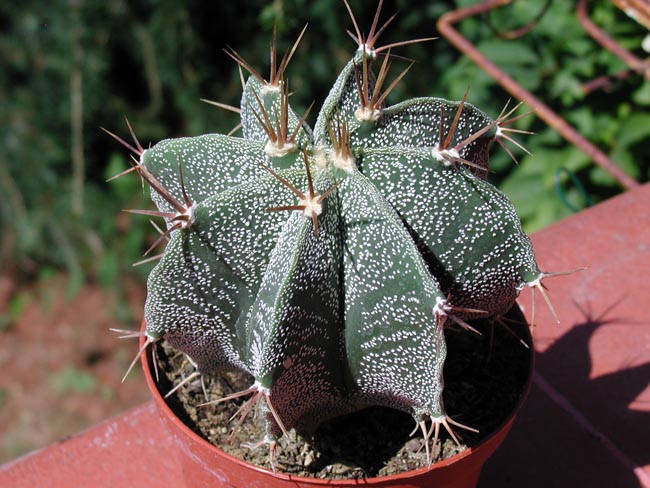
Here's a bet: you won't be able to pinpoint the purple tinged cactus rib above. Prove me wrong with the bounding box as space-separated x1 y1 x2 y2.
340 171 449 427
143 170 315 372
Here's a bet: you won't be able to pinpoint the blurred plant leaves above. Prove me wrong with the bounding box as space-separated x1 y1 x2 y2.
1 0 648 286
50 365 97 394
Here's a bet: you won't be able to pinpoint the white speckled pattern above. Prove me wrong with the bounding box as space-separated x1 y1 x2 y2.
133 47 539 440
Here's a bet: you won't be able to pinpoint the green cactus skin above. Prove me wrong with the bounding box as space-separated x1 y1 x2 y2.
356 146 540 319
111 9 546 464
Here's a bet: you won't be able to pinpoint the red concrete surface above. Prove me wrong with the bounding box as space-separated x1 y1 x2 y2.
481 182 650 488
0 402 184 488
1 184 649 488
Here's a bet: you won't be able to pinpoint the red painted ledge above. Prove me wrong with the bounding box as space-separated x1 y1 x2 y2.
482 182 650 488
0 402 184 488
2 183 649 488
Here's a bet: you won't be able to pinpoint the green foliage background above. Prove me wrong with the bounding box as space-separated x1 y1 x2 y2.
1 0 648 288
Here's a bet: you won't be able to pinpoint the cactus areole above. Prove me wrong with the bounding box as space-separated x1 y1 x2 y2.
110 3 546 474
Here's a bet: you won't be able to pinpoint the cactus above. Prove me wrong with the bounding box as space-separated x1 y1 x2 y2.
108 1 555 468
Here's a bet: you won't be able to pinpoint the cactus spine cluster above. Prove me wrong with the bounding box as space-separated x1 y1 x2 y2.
109 2 553 465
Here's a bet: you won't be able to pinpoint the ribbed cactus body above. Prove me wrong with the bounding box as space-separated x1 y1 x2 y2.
357 147 540 318
130 43 539 444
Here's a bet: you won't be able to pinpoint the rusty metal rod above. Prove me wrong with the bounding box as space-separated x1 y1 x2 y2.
582 68 638 94
437 0 639 190
577 0 650 78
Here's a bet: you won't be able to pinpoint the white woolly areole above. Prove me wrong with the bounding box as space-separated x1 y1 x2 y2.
331 150 356 173
495 125 504 138
355 106 381 123
145 330 162 341
264 139 297 158
433 296 452 317
357 43 377 59
300 196 323 217
178 202 198 229
431 146 460 166
433 296 450 329
524 272 545 289
428 414 447 423
260 83 281 97
313 145 328 169
251 380 270 396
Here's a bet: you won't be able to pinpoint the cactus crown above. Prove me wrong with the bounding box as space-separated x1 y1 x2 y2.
108 1 554 468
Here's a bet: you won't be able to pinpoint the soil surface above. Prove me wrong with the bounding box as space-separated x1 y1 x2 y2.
153 306 532 479
0 274 150 464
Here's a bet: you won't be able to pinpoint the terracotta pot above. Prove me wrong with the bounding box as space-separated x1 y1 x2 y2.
141 311 533 488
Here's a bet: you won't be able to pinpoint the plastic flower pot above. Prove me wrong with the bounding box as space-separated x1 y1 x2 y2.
140 309 533 488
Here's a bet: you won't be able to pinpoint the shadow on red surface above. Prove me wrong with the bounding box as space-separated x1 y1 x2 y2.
481 298 650 487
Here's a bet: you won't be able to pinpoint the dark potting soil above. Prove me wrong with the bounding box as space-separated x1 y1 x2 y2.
152 305 532 479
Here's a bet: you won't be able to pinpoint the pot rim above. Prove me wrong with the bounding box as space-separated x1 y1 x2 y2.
140 308 534 484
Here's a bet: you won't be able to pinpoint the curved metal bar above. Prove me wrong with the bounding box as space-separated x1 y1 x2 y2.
437 0 639 190
577 0 650 78
485 0 554 40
